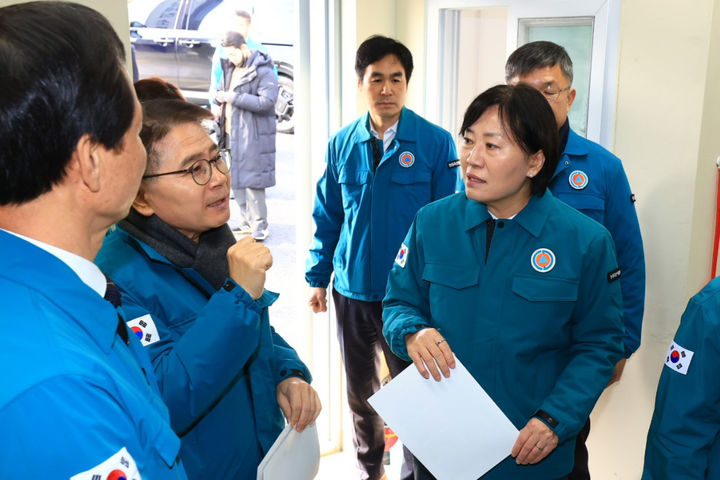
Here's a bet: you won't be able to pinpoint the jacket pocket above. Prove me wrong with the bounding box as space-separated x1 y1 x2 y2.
422 263 479 290
338 169 369 211
511 274 579 302
391 168 431 185
556 192 605 224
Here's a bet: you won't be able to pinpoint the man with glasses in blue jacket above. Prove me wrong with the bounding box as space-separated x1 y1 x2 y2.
306 35 459 480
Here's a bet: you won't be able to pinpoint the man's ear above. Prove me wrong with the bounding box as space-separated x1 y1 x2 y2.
132 186 155 216
71 134 102 192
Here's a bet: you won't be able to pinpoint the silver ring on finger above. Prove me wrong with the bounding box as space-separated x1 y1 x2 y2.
535 444 544 451
436 338 446 346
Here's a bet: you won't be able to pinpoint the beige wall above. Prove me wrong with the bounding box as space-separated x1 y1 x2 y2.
351 0 720 477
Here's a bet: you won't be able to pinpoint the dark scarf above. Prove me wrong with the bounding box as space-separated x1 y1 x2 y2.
119 208 236 290
559 118 570 154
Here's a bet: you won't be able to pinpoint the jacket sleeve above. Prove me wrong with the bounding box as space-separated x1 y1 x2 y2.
0 376 183 479
430 129 460 201
305 142 344 288
536 231 625 442
270 327 313 385
642 295 720 479
229 65 278 114
382 216 432 360
604 161 646 356
209 46 223 103
119 280 264 435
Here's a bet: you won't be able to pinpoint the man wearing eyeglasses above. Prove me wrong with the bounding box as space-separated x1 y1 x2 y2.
506 41 646 480
95 98 321 480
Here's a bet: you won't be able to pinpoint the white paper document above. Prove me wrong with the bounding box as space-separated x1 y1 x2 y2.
256 423 320 480
368 358 519 480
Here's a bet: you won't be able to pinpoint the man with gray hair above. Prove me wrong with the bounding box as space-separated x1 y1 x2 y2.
506 40 646 479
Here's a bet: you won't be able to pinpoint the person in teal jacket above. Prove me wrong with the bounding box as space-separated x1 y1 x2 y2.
383 84 624 479
305 36 459 480
505 41 646 479
96 98 320 480
642 278 720 479
0 3 186 478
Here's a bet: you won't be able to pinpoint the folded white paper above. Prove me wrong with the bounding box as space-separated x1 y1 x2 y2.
368 358 518 480
256 423 320 480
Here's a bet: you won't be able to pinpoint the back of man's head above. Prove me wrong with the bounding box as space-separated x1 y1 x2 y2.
0 1 134 206
355 35 414 82
505 41 573 84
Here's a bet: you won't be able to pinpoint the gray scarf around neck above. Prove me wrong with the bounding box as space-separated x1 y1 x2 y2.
119 208 236 290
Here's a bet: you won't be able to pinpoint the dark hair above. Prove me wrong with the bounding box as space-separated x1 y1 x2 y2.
221 30 247 48
505 41 573 84
0 1 134 205
135 77 186 102
233 9 252 22
355 35 413 82
140 99 213 174
460 84 559 196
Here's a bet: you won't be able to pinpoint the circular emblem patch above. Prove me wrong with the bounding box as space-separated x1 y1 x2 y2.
531 248 556 273
569 170 589 190
399 151 415 168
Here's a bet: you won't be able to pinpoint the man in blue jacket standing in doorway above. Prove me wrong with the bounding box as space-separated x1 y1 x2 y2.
306 35 459 480
506 40 646 479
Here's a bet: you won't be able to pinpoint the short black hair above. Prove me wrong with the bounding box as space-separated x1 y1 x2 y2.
0 1 134 205
355 35 413 82
140 99 213 175
222 30 247 48
505 41 574 84
460 84 559 196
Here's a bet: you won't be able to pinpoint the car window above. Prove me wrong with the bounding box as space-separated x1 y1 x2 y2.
144 0 181 29
183 0 223 30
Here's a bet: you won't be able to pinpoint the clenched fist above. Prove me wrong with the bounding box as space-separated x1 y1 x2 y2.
227 236 272 299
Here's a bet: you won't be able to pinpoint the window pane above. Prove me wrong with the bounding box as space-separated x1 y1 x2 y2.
519 18 594 137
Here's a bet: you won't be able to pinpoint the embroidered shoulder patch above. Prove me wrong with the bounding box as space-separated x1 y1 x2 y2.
664 341 694 375
70 447 140 480
447 159 461 169
127 314 160 347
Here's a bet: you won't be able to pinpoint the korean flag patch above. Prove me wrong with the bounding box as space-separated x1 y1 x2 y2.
395 243 409 268
664 340 694 375
127 314 160 347
70 446 140 480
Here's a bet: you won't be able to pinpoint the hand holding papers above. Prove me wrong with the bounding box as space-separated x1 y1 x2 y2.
368 358 518 480
256 423 320 480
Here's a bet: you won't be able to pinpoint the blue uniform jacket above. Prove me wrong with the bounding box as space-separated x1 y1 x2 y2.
95 226 311 480
0 230 185 479
550 128 646 356
306 107 459 301
383 192 625 479
642 278 720 479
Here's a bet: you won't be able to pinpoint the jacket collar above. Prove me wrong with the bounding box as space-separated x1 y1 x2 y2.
0 230 120 352
562 127 590 158
461 191 552 238
352 107 418 145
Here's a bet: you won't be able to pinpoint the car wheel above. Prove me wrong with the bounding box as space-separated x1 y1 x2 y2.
275 72 294 134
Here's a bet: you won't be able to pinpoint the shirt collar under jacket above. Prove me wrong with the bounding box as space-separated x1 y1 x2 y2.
461 191 553 238
352 107 419 147
1 228 106 297
369 119 399 153
0 229 120 352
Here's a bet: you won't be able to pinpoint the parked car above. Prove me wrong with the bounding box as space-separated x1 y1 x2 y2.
129 0 295 133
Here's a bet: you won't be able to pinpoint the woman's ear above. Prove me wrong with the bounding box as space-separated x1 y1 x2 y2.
132 186 155 216
528 150 545 178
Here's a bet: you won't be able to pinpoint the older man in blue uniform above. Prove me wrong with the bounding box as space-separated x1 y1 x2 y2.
0 3 186 479
305 35 459 480
506 40 646 479
642 278 720 479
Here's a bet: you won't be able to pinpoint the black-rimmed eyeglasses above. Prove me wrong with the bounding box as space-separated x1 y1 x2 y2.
143 150 230 186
